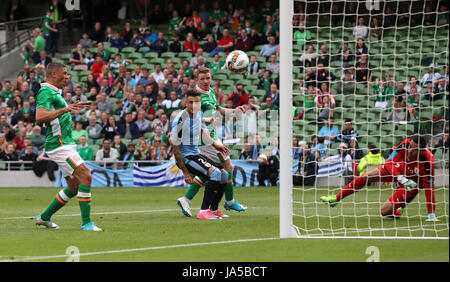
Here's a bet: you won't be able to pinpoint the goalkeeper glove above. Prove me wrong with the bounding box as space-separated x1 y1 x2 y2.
425 213 439 222
397 175 417 191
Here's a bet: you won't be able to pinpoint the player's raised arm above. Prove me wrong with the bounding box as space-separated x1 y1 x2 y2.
36 102 91 124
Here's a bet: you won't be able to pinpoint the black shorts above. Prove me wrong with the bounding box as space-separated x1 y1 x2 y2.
180 154 215 180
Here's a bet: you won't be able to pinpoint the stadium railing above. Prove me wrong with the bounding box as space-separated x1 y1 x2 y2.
0 16 45 57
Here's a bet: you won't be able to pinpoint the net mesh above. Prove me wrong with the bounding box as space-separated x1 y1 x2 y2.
291 0 449 238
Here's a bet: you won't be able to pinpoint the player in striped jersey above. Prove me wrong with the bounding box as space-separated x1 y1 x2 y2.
34 63 101 231
177 67 247 217
320 135 438 222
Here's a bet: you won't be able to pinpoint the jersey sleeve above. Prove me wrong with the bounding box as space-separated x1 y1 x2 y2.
420 151 436 213
36 90 53 110
170 115 183 146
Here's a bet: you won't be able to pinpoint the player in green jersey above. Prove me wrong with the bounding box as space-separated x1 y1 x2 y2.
177 67 247 217
34 63 101 231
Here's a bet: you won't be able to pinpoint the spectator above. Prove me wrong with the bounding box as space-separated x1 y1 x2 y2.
394 81 408 106
28 28 46 64
110 31 125 52
18 136 38 158
235 28 254 52
86 115 103 141
239 142 258 161
0 81 14 103
208 53 225 76
266 54 280 74
293 21 311 48
336 42 354 69
120 143 138 169
348 137 364 162
135 109 151 137
83 50 95 69
189 48 204 68
118 113 140 140
405 76 423 95
340 119 359 144
353 17 368 39
79 32 93 51
298 44 318 68
259 35 278 59
336 70 356 96
184 32 200 54
405 86 423 119
438 4 449 25
432 130 449 154
168 32 183 54
162 91 182 114
370 77 389 109
148 125 169 145
318 117 339 145
257 149 279 186
88 22 105 45
169 10 183 31
96 92 112 114
435 74 448 95
358 144 385 176
369 17 383 40
336 142 354 185
112 134 127 160
150 32 169 57
313 136 329 162
20 81 33 101
120 21 133 45
0 143 20 170
37 50 52 67
355 55 372 84
229 83 249 108
69 44 85 69
152 64 165 83
91 53 106 79
293 143 317 186
30 125 45 150
201 34 217 53
76 135 94 161
209 28 235 56
386 99 412 128
262 83 280 106
316 63 336 83
355 39 368 62
292 137 301 160
247 55 261 76
95 139 119 169
72 121 88 144
317 45 331 67
315 82 336 121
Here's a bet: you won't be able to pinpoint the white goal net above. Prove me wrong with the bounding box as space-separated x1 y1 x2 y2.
281 0 449 239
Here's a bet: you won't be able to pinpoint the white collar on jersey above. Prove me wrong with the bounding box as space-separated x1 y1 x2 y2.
40 82 60 91
195 85 210 95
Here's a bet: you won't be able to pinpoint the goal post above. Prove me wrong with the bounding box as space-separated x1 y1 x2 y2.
279 0 298 238
280 0 449 239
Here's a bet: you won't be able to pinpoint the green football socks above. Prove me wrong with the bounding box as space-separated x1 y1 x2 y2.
40 187 76 221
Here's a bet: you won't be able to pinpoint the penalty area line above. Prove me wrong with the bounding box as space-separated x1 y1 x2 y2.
0 237 281 262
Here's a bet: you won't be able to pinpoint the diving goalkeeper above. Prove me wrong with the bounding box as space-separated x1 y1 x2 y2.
320 135 438 222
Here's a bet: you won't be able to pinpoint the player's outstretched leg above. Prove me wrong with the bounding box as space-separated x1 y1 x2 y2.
381 188 419 219
35 179 78 229
221 159 247 212
73 164 101 231
320 167 382 207
177 176 204 217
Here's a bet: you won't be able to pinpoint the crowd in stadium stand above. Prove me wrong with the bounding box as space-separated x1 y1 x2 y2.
0 0 283 183
1 0 449 186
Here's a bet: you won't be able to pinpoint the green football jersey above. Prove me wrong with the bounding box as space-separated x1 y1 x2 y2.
36 83 75 151
197 86 219 144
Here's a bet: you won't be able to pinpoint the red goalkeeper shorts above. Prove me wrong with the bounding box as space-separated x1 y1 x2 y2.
377 163 419 209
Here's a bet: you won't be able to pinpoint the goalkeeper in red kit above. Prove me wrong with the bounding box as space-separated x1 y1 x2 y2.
320 135 438 222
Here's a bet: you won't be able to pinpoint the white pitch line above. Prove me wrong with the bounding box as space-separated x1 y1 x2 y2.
0 208 188 220
0 237 281 262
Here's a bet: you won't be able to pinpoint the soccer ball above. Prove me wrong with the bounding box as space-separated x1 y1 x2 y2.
257 154 268 164
225 50 249 73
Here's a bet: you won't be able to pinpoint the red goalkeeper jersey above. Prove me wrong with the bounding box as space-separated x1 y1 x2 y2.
386 139 436 213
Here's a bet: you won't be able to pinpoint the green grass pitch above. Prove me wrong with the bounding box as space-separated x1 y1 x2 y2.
0 186 448 262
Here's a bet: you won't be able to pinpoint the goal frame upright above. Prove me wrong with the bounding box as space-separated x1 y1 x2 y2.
279 0 297 238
